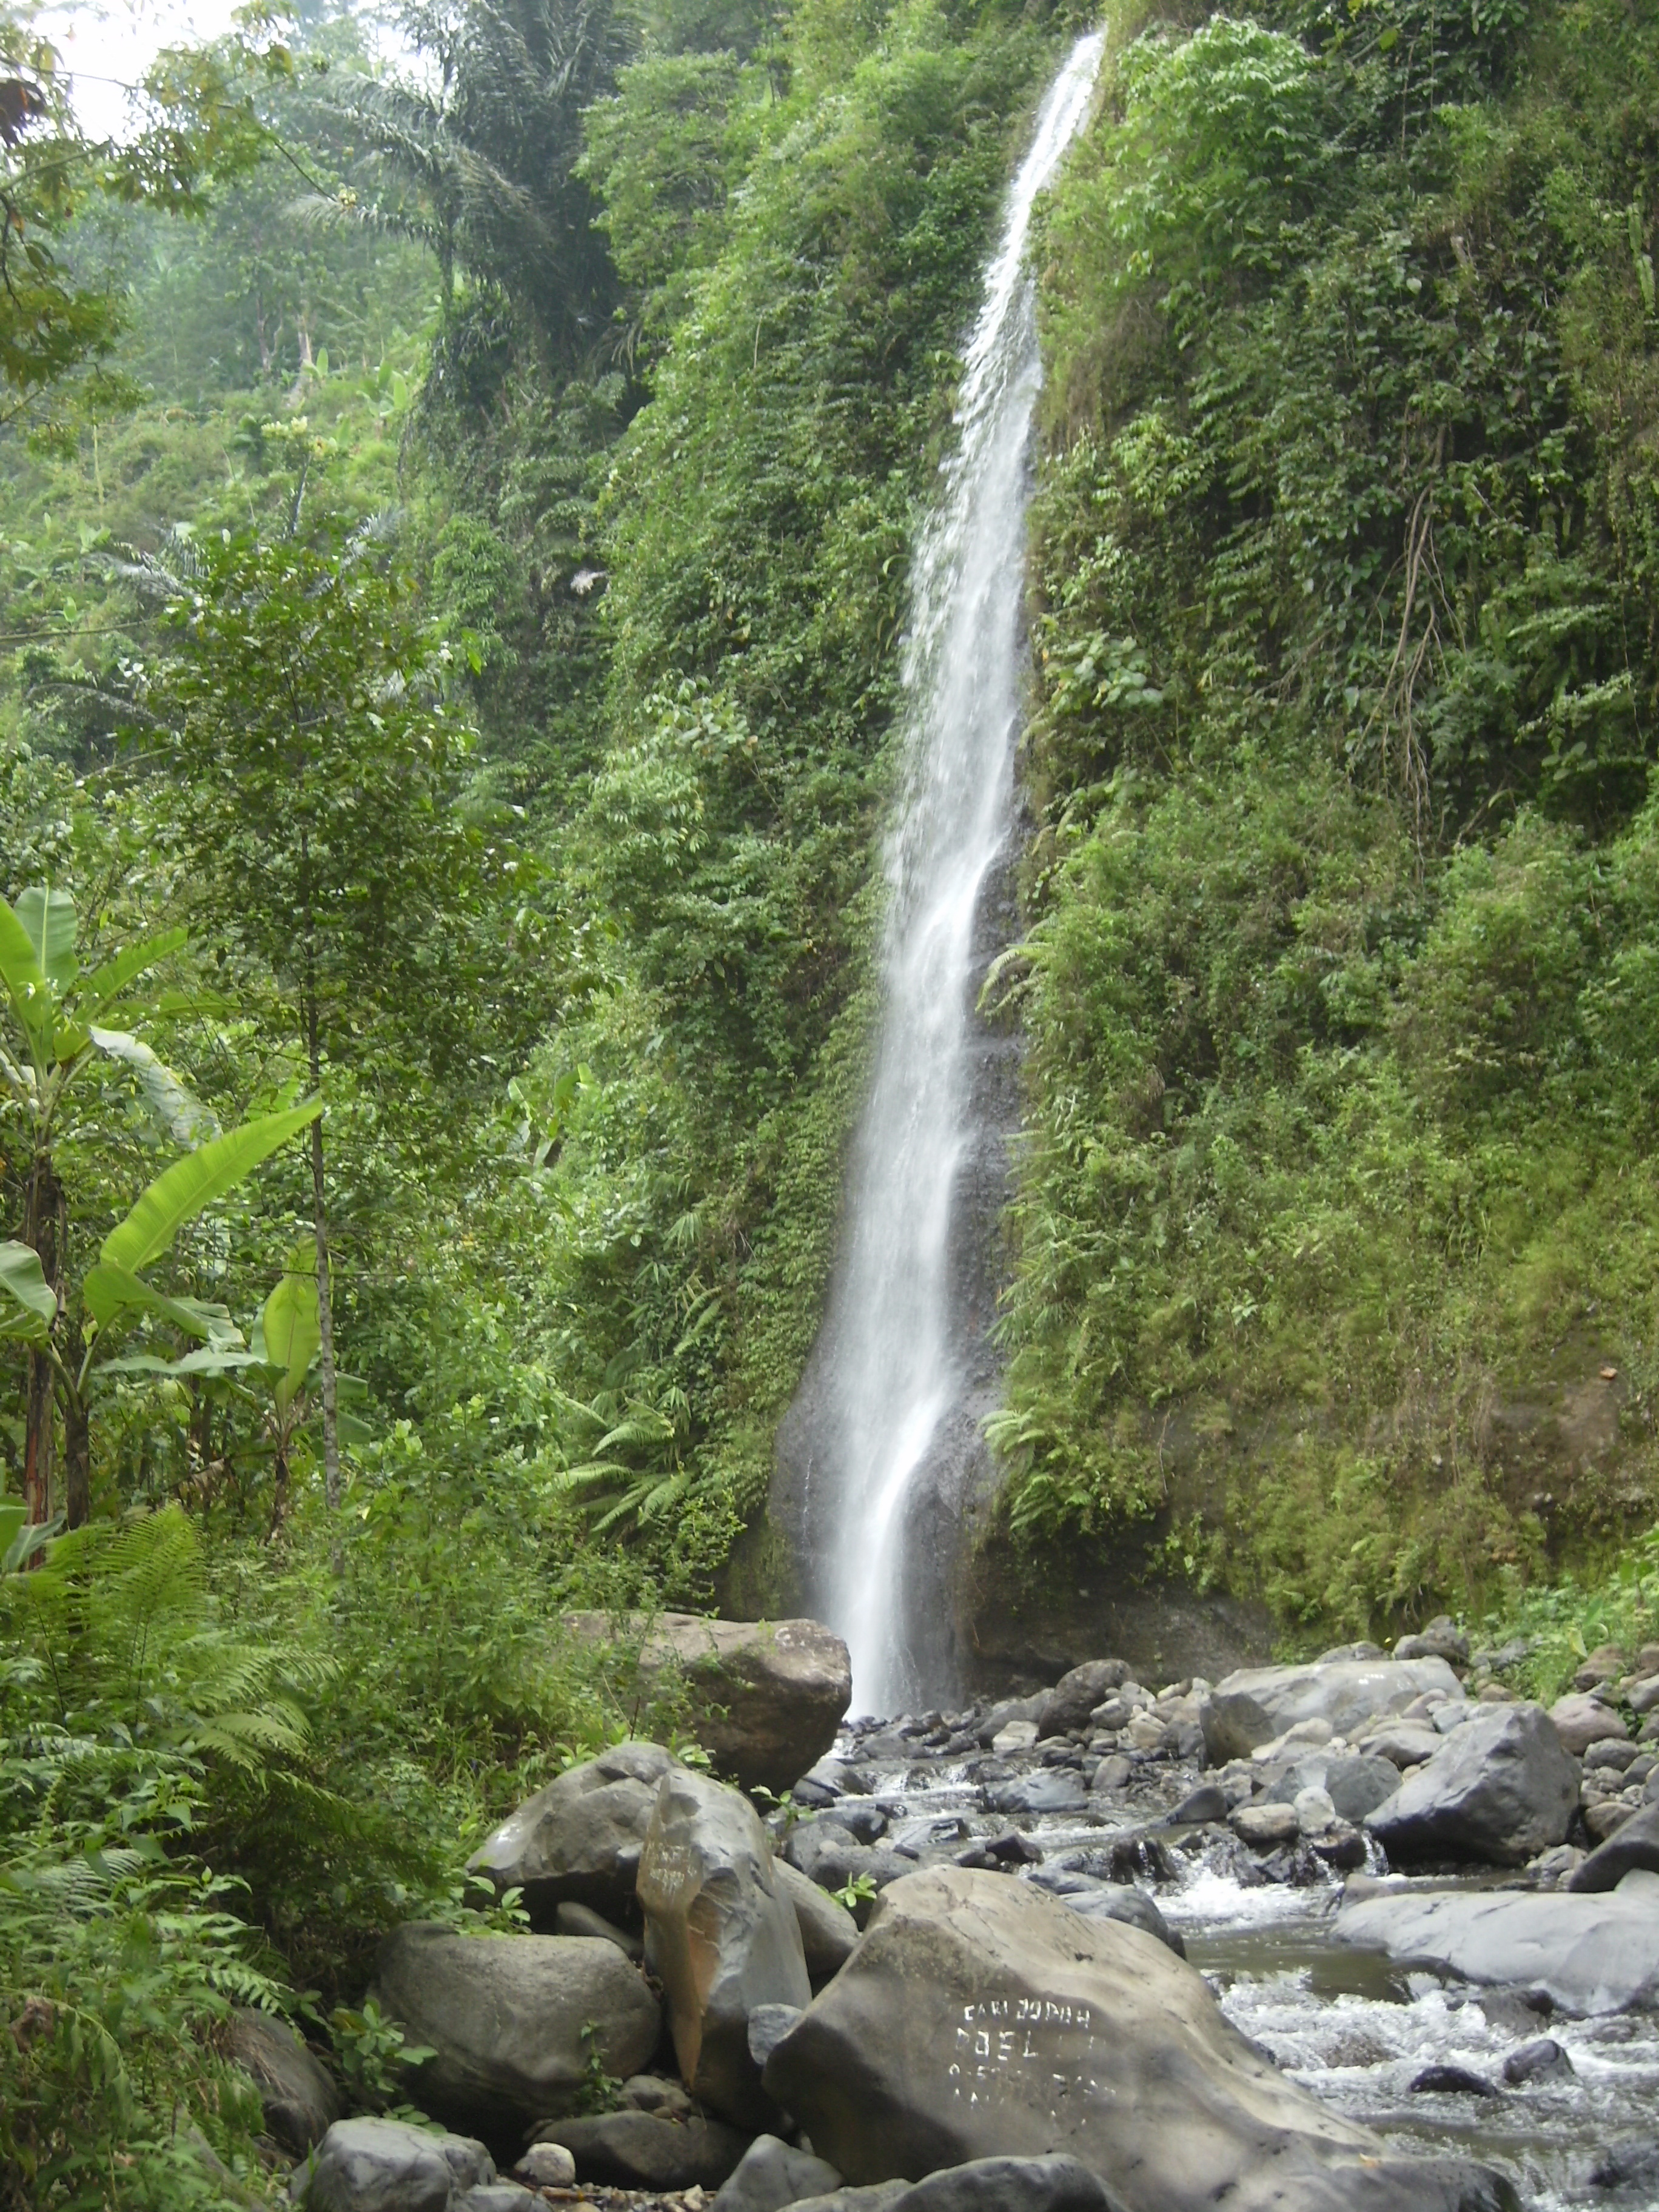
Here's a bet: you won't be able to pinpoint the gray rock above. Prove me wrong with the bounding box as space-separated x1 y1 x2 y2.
228 2009 340 2157
1090 1755 1132 1794
977 1695 1046 1748
298 2118 491 2212
776 1855 860 1981
823 1800 888 1845
1167 1783 1227 1825
791 2191 909 2212
1395 1618 1472 1667
456 2189 537 2212
531 2111 753 2190
620 2074 695 2117
1200 1657 1464 1763
1324 1755 1406 1824
467 1740 675 1921
1364 1702 1578 1865
988 1768 1088 1817
1588 2135 1659 2192
1036 1661 1130 1740
712 2134 844 2212
637 1764 811 2127
1410 2063 1498 2097
1334 1880 1659 2012
1549 1692 1629 1757
367 1923 659 2135
1056 1882 1185 1957
565 1613 851 1794
1358 1720 1446 1769
1502 2038 1573 2085
1568 1800 1659 1891
554 1899 643 1960
747 2003 804 2069
511 2145 575 2188
762 1866 1511 2211
1233 1800 1301 1848
786 1821 914 1895
891 2156 1121 2212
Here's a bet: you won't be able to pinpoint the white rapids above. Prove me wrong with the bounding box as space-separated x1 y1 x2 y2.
814 32 1103 1716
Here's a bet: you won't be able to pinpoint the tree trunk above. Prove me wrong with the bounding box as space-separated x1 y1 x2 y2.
307 995 343 1520
62 1325 89 1530
21 1155 62 1524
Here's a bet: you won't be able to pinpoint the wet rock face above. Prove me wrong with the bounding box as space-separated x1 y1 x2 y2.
762 1866 1512 2212
367 1925 660 2137
636 1764 812 2127
466 1740 675 1922
1364 1702 1579 1866
1199 1657 1466 1763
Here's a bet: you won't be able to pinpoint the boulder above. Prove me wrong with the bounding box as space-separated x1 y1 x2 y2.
297 2119 492 2212
1394 1617 1472 1667
988 1769 1089 1817
1167 1783 1227 1825
1501 2038 1572 2085
747 2003 804 2069
367 1925 659 2136
511 2146 576 2188
467 1741 675 1922
791 2191 908 2212
229 2009 340 2157
457 2190 535 2212
1359 1719 1455 1769
1035 1661 1130 1740
1567 1800 1659 1891
762 1866 1512 2211
554 1900 643 1960
1333 1879 1659 2013
1199 1657 1465 1763
776 1856 860 1981
786 1821 914 1895
1364 1701 1578 1866
566 1613 851 1794
1549 1692 1629 1757
712 2134 845 2212
637 1765 812 2127
1052 1881 1185 1958
1232 1801 1300 1848
529 2113 753 2190
891 2156 1121 2212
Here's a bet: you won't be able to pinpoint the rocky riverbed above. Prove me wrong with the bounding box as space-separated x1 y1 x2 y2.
272 1621 1659 2212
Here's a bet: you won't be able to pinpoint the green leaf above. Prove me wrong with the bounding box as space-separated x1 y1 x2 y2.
261 1258 320 1417
98 1347 267 1378
89 1028 221 1145
1 1505 60 1574
14 885 77 990
0 1240 55 1342
101 1100 321 1276
83 1263 244 1346
78 928 188 1021
0 899 51 1051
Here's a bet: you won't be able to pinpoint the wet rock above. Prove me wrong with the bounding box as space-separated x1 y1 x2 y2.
786 1822 916 1895
565 1615 851 1794
1549 1693 1629 1757
1395 1618 1472 1668
510 2145 575 2188
1364 1701 1579 1866
368 1925 660 2135
746 2003 804 2070
468 1741 675 1922
1356 1719 1446 1769
1410 2063 1498 2097
529 2112 752 2190
1054 1880 1186 1957
1167 1783 1227 1824
991 1721 1041 1754
637 1764 811 2128
1036 1660 1130 1739
890 2156 1120 2212
1587 2136 1659 2193
1091 1755 1132 1794
976 1695 1045 1747
988 1768 1088 1817
823 1800 889 1845
1232 1800 1301 1848
1334 1882 1659 2012
776 1857 860 1981
1502 2037 1573 2085
1293 1785 1338 1835
712 2134 844 2212
1199 1656 1465 1763
762 1865 1510 2210
296 2118 492 2212
1568 1801 1659 1891
554 1900 643 1960
228 2008 340 2158
1584 1800 1638 1843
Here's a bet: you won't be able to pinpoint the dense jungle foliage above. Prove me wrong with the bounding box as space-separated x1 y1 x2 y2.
4 0 1659 2193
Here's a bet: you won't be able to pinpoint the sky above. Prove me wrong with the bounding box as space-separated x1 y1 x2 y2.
40 0 246 142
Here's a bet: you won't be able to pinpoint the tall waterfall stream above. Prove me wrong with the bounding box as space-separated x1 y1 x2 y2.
802 33 1104 1717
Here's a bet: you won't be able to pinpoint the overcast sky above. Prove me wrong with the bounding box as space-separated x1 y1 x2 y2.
40 0 244 141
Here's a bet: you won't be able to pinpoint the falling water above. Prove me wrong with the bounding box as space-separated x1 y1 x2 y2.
808 34 1104 1715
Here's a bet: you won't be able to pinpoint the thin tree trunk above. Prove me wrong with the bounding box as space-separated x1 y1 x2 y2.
61 1326 89 1530
21 1155 62 1525
307 993 343 1520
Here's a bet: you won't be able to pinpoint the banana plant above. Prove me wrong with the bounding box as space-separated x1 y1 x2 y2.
0 883 212 1524
0 1101 321 1527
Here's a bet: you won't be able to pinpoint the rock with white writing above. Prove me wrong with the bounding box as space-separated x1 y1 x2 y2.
637 1765 812 2128
762 1867 1514 2211
467 1741 675 1923
1199 1657 1465 1763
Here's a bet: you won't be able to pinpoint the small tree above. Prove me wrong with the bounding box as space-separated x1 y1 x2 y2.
141 528 476 1514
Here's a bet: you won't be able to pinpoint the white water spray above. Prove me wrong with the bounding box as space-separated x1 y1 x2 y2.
816 34 1103 1714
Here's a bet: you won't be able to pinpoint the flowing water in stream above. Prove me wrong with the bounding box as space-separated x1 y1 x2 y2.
810 33 1104 1717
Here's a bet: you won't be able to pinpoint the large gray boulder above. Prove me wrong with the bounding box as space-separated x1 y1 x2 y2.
762 1866 1512 2211
891 2157 1121 2212
776 1856 860 1982
1035 1661 1130 1740
1334 1875 1659 2013
1364 1702 1578 1865
528 2111 752 2190
466 1740 674 1922
1199 1657 1464 1763
295 2118 492 2212
566 1614 851 1794
712 2134 844 2212
229 2009 340 2157
637 1765 812 2127
367 1925 659 2135
1568 1799 1659 1891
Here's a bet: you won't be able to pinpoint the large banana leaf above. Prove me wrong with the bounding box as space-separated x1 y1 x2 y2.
0 1239 55 1344
261 1261 320 1417
14 885 76 990
78 928 188 1022
83 1262 243 1346
0 1501 60 1572
89 1029 221 1145
99 1347 268 1379
101 1100 321 1276
0 900 52 1055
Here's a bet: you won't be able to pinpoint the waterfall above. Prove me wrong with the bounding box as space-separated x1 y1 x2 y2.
802 33 1104 1716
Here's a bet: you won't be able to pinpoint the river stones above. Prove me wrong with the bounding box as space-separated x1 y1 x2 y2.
1569 1800 1659 1890
367 1925 660 2135
1363 1701 1578 1865
1334 1878 1659 2012
1548 1692 1629 1757
295 2117 494 2212
1199 1657 1466 1763
989 1768 1090 1817
760 1865 1513 2210
229 2008 340 2157
1036 1661 1130 1740
467 1740 675 1922
565 1613 852 1793
637 1763 811 2127
712 2134 845 2212
528 2112 752 2190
